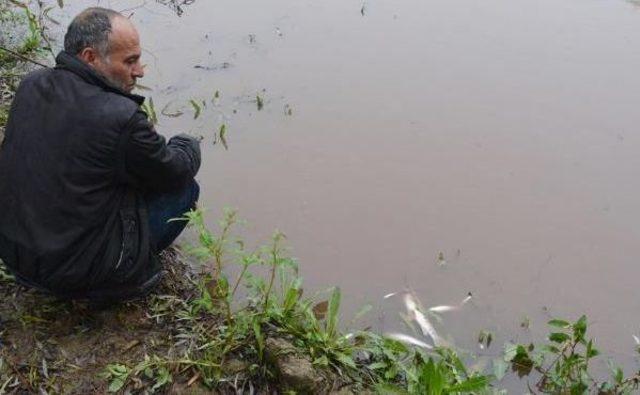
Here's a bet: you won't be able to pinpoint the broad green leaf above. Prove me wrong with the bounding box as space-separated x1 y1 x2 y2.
447 375 490 392
573 315 588 340
335 352 357 369
151 367 172 391
421 359 445 395
586 340 599 358
548 319 571 328
312 355 329 366
367 361 388 370
253 320 264 360
108 378 125 393
549 332 571 343
326 287 341 338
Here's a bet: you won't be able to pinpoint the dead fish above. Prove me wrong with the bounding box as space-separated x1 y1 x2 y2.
429 305 459 313
386 332 433 349
428 292 473 313
383 292 398 299
404 293 442 346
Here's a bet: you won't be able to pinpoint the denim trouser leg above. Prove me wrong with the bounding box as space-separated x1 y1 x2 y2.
146 180 200 251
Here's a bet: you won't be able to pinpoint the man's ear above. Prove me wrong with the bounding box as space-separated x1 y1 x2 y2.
77 47 98 65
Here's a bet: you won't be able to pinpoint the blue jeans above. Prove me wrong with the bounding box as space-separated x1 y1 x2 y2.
146 180 200 251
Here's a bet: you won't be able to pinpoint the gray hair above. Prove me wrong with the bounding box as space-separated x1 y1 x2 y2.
63 7 122 57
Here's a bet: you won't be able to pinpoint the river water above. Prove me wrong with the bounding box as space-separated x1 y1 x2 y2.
54 0 640 378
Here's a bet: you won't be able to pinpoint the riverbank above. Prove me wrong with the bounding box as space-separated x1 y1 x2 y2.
0 208 491 394
2 1 640 394
1 247 345 393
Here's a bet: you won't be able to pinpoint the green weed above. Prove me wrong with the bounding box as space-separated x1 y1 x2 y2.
141 97 158 125
189 99 201 119
100 363 130 393
145 208 492 392
256 94 264 110
506 316 640 394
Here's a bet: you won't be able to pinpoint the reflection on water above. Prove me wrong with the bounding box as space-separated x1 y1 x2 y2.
56 0 640 369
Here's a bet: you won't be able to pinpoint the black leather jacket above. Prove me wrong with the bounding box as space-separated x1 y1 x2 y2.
0 51 200 299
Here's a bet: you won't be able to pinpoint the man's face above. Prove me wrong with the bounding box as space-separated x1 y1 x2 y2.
89 17 144 93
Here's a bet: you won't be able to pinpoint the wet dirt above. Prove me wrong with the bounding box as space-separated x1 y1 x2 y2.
0 250 200 393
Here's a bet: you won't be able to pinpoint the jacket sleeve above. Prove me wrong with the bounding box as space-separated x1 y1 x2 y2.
121 109 201 191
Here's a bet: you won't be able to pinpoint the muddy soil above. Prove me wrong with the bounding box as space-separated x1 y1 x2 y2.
0 249 209 394
0 248 354 394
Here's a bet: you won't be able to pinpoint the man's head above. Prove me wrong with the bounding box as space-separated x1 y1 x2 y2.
64 8 144 93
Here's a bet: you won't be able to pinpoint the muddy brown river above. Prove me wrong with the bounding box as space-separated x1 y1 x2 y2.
52 0 640 377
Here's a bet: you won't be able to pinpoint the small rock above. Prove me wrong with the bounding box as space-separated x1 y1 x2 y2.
265 337 323 393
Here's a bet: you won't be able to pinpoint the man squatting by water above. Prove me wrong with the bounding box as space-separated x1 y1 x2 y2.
0 8 202 301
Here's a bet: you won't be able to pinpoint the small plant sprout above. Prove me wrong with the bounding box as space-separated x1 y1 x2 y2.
100 363 131 393
212 90 220 106
141 97 158 125
219 124 228 150
212 124 228 150
521 316 531 330
436 251 446 266
189 99 201 119
256 94 263 110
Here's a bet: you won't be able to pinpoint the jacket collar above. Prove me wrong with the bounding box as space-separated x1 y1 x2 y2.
54 51 145 106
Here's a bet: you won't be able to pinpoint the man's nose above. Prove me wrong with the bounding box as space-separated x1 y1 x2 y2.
133 62 145 78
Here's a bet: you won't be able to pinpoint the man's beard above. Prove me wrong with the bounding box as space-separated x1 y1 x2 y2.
94 57 131 92
104 73 131 93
